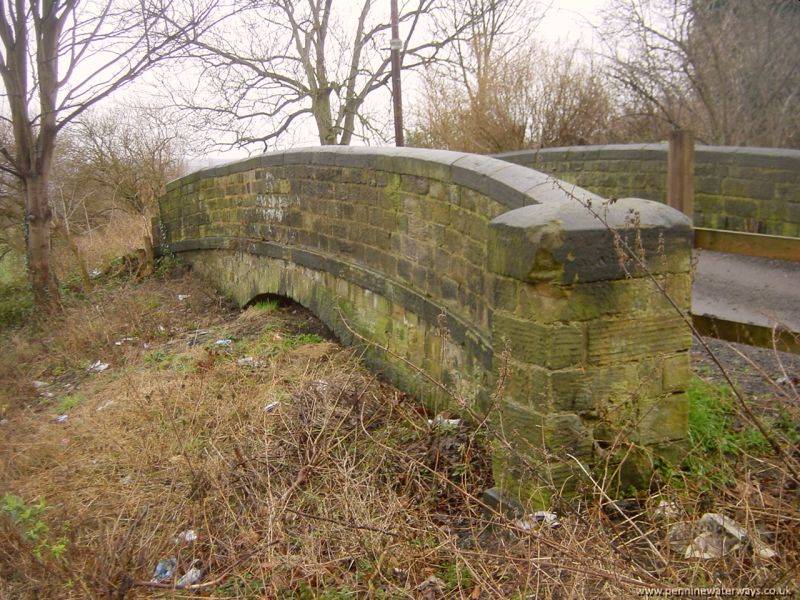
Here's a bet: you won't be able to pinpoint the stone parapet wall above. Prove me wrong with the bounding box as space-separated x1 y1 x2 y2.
157 146 693 504
496 144 800 237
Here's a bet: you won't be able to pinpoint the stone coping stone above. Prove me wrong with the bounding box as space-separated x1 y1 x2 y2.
495 144 800 170
489 198 693 284
167 146 613 211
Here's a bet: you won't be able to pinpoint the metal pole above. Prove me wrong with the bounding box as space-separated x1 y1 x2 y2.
390 0 404 146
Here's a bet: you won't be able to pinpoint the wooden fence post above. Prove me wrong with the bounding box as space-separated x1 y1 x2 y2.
668 130 694 218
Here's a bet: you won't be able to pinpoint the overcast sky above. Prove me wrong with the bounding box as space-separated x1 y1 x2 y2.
538 0 606 46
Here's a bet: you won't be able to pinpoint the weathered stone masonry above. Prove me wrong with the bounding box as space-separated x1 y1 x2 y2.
156 146 693 503
497 144 800 238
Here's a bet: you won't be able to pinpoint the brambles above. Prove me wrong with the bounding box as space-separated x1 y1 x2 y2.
1 494 67 561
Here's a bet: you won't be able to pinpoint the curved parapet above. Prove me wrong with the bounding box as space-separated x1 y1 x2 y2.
156 146 693 503
496 144 800 237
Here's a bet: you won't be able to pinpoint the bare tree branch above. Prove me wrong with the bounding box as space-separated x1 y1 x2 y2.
168 0 495 149
0 0 214 313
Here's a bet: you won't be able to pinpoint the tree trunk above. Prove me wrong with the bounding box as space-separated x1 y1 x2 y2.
313 88 338 144
25 174 61 312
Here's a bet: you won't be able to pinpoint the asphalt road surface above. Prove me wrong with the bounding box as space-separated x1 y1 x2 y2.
692 250 800 332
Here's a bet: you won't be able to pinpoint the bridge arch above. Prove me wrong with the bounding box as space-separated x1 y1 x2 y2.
156 146 693 503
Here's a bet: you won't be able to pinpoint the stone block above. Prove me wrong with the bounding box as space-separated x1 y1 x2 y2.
724 197 759 219
493 312 586 369
638 393 689 445
775 183 800 202
721 177 774 201
488 198 693 285
587 315 690 365
662 353 691 393
429 199 451 225
543 413 594 458
491 276 519 312
695 176 721 195
400 174 429 195
464 239 485 267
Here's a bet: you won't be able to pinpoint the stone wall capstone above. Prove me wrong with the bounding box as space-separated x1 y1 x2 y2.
156 146 693 505
496 144 800 238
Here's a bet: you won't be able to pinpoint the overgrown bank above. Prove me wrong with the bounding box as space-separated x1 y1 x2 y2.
0 265 798 599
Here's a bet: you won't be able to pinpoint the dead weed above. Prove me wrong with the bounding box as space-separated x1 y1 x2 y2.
0 268 798 599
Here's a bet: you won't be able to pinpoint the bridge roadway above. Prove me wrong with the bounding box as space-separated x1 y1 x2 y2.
693 250 800 332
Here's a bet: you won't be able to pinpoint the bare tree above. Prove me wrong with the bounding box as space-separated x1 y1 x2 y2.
440 0 535 108
169 0 485 150
602 0 800 147
411 0 535 151
527 49 618 148
411 0 618 152
44 106 186 286
0 0 213 313
70 106 187 217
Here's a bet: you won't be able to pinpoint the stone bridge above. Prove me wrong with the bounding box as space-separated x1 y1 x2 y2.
156 146 693 504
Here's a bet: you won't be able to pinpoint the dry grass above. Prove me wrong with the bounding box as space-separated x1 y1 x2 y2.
1 265 799 599
52 212 152 282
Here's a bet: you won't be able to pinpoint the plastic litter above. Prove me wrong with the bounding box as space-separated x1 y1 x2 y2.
176 560 203 588
669 512 778 560
514 511 561 530
33 380 54 397
427 415 461 428
174 529 197 544
653 499 682 520
151 557 177 582
114 337 138 346
177 294 191 301
55 414 69 423
698 512 778 560
264 401 279 413
310 379 329 392
699 513 746 541
753 539 779 560
417 576 445 592
214 339 233 347
87 360 109 373
685 530 732 559
90 268 102 279
237 356 265 368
